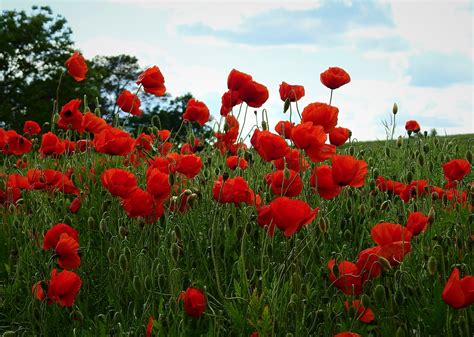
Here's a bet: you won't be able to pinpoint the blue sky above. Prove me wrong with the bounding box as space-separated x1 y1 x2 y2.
3 0 473 140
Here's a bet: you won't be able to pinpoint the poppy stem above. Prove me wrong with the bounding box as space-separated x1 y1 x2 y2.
329 89 333 106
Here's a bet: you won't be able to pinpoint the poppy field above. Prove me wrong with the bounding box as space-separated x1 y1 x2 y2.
0 53 473 337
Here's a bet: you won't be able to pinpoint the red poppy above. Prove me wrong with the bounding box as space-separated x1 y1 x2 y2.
176 154 203 179
371 222 412 266
137 66 166 96
442 267 474 309
266 170 303 197
256 204 275 236
375 176 406 195
310 165 342 200
179 287 207 318
239 80 269 108
226 156 248 170
291 122 326 150
65 51 88 82
344 300 375 323
47 268 82 307
58 99 84 132
55 233 81 270
406 211 429 235
117 90 143 116
158 129 171 141
69 197 81 214
148 154 178 175
405 120 420 133
269 197 318 237
320 67 351 90
101 168 138 198
220 90 242 116
328 259 362 295
183 99 210 126
212 176 255 205
329 127 350 146
146 168 171 201
32 281 46 301
356 246 382 281
301 102 339 133
146 316 155 337
27 169 79 195
279 81 305 102
273 149 309 172
331 155 368 188
93 127 134 156
16 158 28 168
43 223 79 250
443 159 470 183
39 132 66 157
83 112 108 134
23 120 41 135
227 68 253 91
275 120 294 139
399 180 428 202
3 130 32 155
121 188 163 220
251 129 290 162
333 332 361 337
305 142 336 163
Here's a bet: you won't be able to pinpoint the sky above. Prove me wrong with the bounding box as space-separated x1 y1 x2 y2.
3 0 473 141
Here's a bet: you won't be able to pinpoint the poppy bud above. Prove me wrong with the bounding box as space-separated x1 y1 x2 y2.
124 247 131 261
392 102 398 115
406 171 413 182
168 173 175 186
349 146 355 156
171 243 180 262
374 284 386 307
358 204 366 215
144 275 152 291
53 113 60 124
380 200 390 211
3 332 15 337
99 219 107 233
418 154 424 166
427 256 437 275
369 207 376 217
431 191 439 200
385 147 390 157
132 276 142 293
397 136 403 148
428 207 435 224
318 217 328 233
119 254 128 272
87 216 94 228
315 309 324 322
422 144 429 153
377 256 392 272
222 172 229 181
107 247 116 264
70 309 84 321
361 294 371 308
261 120 268 130
119 226 128 238
344 229 351 241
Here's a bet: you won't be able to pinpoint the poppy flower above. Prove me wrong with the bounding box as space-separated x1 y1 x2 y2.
121 188 163 220
146 316 155 337
273 149 309 172
239 80 269 108
179 287 207 318
176 154 203 179
69 197 81 214
406 211 429 236
3 130 32 155
58 99 84 132
291 122 326 150
305 143 336 163
266 170 303 197
148 154 178 174
146 168 171 201
333 333 361 337
158 129 171 142
101 168 138 198
442 267 474 309
43 223 79 250
301 102 339 133
93 127 134 156
269 197 318 237
320 67 351 90
0 184 21 205
279 82 305 102
405 120 420 133
27 169 79 195
399 180 428 202
220 90 242 116
375 176 406 195
47 268 82 307
212 176 256 205
183 99 210 126
117 90 143 116
227 68 253 91
23 120 41 136
344 300 375 323
331 155 368 188
32 281 46 301
371 222 412 266
275 121 294 139
39 132 65 157
328 259 362 295
55 233 81 270
226 156 248 170
443 159 471 184
310 165 342 200
356 246 382 281
329 127 350 146
65 51 88 82
82 112 108 134
256 204 276 237
136 66 166 96
251 129 290 162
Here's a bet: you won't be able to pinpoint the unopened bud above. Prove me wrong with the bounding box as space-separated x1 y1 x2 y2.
392 103 398 115
261 120 268 130
428 207 435 224
378 256 392 272
427 256 437 275
374 284 386 307
318 217 328 233
119 254 128 272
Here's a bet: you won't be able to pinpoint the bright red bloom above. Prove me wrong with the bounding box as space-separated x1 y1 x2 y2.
146 316 155 337
399 180 428 202
333 332 361 337
47 268 82 307
23 120 41 135
3 130 32 155
93 127 134 156
328 260 362 295
256 204 275 236
39 132 65 157
371 222 412 266
251 129 290 162
320 67 351 90
55 233 81 270
58 99 84 132
43 223 79 250
212 176 255 205
69 197 81 214
310 165 342 200
117 90 143 116
226 156 248 170
291 122 326 150
121 188 164 220
146 168 171 201
273 149 309 172
183 99 210 126
305 143 336 163
405 120 420 133
331 155 368 188
158 129 171 141
239 80 269 108
301 102 339 133
220 90 242 116
27 169 79 195
266 170 303 197
443 159 471 183
356 246 382 281
101 168 138 198
32 281 46 301
82 112 108 134
65 51 87 82
269 197 318 237
137 66 166 96
275 120 294 139
329 127 350 146
344 300 375 323
176 154 202 178
227 68 252 91
406 211 429 235
442 267 474 309
279 81 305 102
375 176 406 195
179 287 207 318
